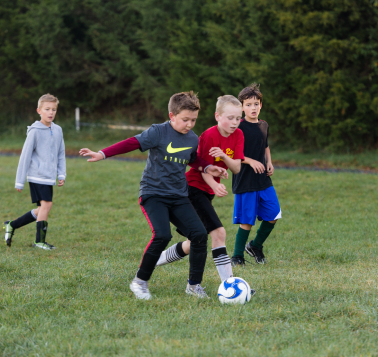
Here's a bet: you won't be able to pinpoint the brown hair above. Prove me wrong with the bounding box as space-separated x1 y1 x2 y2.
38 93 59 108
168 91 200 115
238 83 263 104
216 95 242 115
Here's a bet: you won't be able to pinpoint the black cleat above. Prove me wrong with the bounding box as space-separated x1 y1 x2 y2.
231 255 254 267
245 242 267 264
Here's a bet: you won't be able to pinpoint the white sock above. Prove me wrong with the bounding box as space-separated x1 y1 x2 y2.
212 246 233 282
156 242 187 266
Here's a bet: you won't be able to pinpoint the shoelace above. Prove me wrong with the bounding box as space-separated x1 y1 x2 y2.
138 281 149 294
194 284 207 296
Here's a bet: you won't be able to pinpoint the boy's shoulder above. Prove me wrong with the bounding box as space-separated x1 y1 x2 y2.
200 125 218 138
51 122 63 132
239 119 269 129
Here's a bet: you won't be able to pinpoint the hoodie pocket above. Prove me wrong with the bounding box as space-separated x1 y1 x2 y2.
37 162 55 178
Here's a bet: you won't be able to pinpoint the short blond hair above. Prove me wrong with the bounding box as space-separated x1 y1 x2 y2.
38 93 59 108
216 95 241 115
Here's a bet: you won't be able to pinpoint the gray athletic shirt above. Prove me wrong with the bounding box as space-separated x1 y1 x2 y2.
135 121 199 197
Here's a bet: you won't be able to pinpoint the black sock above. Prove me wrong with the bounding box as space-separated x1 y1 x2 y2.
11 210 37 229
176 242 187 257
36 221 48 243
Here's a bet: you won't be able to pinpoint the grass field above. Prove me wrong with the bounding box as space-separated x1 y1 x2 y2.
1 156 378 356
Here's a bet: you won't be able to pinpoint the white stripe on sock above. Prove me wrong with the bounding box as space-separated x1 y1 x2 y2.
31 209 37 220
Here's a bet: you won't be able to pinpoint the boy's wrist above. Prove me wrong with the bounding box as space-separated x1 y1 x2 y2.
98 151 106 160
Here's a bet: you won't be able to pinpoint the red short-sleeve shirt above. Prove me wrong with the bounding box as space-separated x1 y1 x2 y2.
186 125 245 194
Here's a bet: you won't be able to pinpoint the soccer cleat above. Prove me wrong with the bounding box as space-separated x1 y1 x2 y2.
245 242 267 264
185 283 209 298
33 242 56 250
130 278 151 300
231 255 246 267
4 221 15 247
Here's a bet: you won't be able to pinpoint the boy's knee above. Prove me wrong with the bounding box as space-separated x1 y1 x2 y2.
153 230 172 243
41 201 53 209
210 227 226 245
189 231 208 246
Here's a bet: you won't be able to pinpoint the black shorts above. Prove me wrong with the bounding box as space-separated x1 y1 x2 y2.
178 185 223 235
29 183 53 206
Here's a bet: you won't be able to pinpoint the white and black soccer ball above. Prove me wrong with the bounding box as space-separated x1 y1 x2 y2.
218 277 253 304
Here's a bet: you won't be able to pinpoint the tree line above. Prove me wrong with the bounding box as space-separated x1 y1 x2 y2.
1 0 378 150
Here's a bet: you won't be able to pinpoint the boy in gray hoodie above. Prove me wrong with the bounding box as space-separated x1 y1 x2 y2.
3 94 66 250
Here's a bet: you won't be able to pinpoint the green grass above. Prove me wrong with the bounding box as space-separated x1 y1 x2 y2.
1 156 378 356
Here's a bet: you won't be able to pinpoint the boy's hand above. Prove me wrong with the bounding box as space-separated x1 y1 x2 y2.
206 165 228 179
213 183 228 197
209 147 226 160
249 159 265 174
266 162 274 176
58 180 65 187
79 148 104 162
16 188 22 193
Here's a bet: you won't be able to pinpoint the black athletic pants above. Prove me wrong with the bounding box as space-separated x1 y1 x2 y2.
137 195 208 282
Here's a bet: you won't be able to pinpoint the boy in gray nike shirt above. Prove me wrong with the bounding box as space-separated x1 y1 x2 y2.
80 91 228 299
3 94 66 250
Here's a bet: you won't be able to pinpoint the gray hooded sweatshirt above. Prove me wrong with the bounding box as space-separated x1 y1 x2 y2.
15 121 66 190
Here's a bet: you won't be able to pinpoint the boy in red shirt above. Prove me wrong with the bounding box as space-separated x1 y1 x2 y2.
156 95 245 283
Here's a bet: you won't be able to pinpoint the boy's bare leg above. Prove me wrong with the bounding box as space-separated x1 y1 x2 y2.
36 201 53 221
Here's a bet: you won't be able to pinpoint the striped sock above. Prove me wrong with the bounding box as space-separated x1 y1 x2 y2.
212 246 233 282
156 242 187 266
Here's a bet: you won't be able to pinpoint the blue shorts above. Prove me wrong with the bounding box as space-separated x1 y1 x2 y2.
233 186 281 226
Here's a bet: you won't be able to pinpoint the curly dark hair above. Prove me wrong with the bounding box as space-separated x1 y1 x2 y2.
238 83 263 104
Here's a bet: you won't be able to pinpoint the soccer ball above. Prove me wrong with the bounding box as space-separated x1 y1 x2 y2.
218 277 252 304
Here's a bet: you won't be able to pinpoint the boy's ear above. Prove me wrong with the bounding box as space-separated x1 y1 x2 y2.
36 108 41 115
214 112 220 122
169 112 175 121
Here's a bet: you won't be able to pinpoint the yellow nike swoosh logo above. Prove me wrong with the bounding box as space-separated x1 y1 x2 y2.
166 142 192 154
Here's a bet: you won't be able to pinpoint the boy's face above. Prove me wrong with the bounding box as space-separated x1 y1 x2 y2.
169 110 198 134
215 104 242 136
242 97 262 122
37 102 58 126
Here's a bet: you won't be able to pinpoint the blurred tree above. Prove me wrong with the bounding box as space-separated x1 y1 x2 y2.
0 0 377 150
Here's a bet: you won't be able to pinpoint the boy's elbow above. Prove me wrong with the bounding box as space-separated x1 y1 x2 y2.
232 165 241 174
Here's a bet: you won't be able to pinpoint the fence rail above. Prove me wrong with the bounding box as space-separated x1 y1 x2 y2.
74 108 150 132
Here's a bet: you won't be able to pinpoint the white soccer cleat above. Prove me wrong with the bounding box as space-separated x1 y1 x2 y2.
130 278 152 300
185 283 209 298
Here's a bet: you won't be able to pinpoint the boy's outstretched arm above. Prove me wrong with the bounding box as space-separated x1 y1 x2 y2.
265 146 274 176
79 137 141 162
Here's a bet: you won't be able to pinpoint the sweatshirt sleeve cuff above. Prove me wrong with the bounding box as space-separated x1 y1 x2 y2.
58 175 66 180
15 183 24 190
99 150 106 159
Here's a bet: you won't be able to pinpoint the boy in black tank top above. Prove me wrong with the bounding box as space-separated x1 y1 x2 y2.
231 84 282 265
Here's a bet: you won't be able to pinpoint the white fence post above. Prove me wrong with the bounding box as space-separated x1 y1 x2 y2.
75 107 80 132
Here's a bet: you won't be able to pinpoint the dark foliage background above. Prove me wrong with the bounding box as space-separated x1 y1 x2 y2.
1 0 378 150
